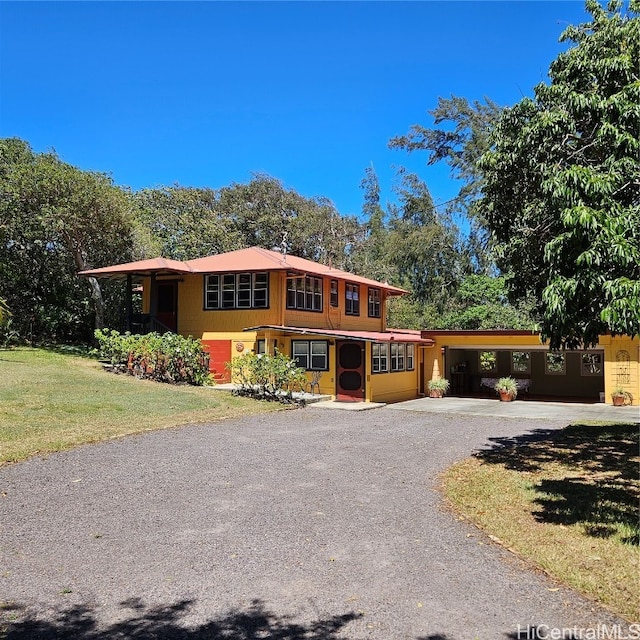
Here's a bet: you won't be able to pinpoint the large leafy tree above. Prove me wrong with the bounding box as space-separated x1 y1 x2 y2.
389 95 503 271
0 138 136 341
480 0 640 348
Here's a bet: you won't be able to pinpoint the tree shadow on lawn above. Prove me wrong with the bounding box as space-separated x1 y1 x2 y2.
474 422 639 545
0 598 361 640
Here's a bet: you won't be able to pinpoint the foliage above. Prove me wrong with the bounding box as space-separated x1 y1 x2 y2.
0 138 136 343
389 95 503 271
0 298 10 326
227 351 308 402
479 0 640 348
427 377 450 393
439 274 537 330
494 376 518 398
94 329 211 386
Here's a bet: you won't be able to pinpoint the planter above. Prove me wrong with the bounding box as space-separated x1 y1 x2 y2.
499 391 515 402
612 394 626 406
429 389 444 399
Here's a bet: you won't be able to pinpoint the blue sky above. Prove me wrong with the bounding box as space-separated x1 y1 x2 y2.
1 1 590 219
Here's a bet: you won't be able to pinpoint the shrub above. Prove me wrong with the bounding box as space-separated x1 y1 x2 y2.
94 329 211 386
227 351 308 403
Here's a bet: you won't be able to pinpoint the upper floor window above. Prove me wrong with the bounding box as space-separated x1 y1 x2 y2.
205 272 269 310
368 288 381 318
330 280 339 307
345 283 360 316
287 276 323 312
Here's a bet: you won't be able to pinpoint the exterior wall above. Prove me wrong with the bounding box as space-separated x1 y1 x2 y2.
366 342 421 404
600 335 639 406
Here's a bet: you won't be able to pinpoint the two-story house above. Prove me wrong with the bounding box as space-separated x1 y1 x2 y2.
80 246 434 403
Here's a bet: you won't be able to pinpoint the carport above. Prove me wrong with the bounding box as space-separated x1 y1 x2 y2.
421 330 605 403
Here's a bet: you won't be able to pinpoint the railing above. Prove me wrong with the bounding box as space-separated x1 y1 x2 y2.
128 314 173 335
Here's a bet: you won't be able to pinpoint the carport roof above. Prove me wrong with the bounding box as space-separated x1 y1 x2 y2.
244 325 434 344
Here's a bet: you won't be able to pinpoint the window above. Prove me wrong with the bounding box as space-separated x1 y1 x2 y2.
291 340 328 371
345 283 360 315
287 276 323 311
390 343 405 372
368 288 381 318
406 344 415 371
256 339 266 355
581 352 602 376
545 352 565 375
204 272 269 310
511 351 531 374
372 343 389 373
330 280 339 307
479 351 497 373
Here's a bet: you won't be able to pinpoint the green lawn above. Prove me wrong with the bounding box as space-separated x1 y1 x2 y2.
443 422 640 622
0 347 278 464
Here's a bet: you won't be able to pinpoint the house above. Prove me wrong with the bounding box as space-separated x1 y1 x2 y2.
80 246 638 406
80 246 434 403
421 330 639 406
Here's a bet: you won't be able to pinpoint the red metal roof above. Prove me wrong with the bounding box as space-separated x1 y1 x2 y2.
185 247 406 294
244 325 434 344
78 257 193 279
79 246 407 294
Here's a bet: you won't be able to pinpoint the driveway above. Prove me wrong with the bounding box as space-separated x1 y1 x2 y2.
0 407 631 639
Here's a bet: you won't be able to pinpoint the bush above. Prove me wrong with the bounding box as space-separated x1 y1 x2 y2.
94 329 211 386
227 351 308 403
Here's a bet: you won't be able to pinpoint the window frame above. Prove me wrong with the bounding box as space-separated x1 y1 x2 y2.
390 343 406 372
511 351 531 374
286 276 324 312
291 340 329 371
479 350 497 373
368 287 381 318
545 352 566 375
372 343 389 373
330 279 339 307
581 352 603 376
204 272 269 310
406 344 415 371
345 283 360 316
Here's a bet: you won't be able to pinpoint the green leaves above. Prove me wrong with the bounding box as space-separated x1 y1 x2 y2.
480 1 640 348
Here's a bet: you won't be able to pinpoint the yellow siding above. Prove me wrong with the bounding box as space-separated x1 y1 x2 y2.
601 335 639 406
366 342 421 403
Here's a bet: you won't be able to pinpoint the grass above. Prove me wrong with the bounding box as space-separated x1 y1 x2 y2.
442 422 640 622
0 347 280 464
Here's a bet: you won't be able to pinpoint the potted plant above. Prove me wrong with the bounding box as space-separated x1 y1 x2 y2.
611 388 633 406
494 376 518 402
428 377 450 398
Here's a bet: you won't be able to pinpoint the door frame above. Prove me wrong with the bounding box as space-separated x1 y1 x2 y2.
335 340 366 402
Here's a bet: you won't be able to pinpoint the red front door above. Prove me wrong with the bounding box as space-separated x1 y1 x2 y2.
336 340 365 402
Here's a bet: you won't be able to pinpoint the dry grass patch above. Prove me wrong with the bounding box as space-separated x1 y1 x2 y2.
443 422 640 622
0 347 281 464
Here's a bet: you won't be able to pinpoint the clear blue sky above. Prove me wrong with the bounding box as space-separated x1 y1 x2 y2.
0 1 589 219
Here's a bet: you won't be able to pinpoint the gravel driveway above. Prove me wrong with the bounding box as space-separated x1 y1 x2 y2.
0 407 630 639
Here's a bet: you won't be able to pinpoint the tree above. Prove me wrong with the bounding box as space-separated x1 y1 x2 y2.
389 95 503 272
0 138 136 341
479 0 640 348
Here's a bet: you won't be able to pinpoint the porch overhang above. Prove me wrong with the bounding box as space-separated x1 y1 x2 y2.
244 325 434 345
78 258 193 281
